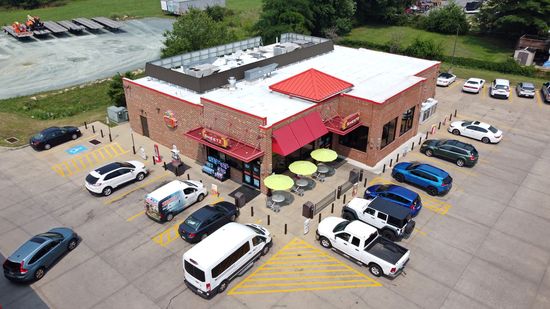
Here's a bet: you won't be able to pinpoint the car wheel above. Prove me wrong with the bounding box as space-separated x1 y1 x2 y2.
166 213 174 222
427 186 438 196
201 233 208 241
320 237 332 249
218 280 229 293
71 134 78 140
34 267 46 281
452 129 460 135
456 158 465 167
394 173 405 183
67 238 78 251
481 137 490 144
425 149 433 157
342 212 355 221
381 229 396 241
261 244 270 256
44 144 51 150
197 194 205 202
102 187 113 196
230 214 236 222
369 264 382 277
136 172 145 181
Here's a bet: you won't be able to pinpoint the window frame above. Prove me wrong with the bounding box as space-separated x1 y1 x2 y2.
381 118 398 149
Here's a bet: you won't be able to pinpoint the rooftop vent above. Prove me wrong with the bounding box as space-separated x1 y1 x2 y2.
184 63 220 78
228 76 237 90
245 63 279 81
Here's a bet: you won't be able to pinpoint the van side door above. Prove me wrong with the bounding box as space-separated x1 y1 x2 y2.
183 187 198 205
250 236 265 257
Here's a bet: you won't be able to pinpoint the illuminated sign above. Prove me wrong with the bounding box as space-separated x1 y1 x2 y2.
341 112 360 130
163 110 178 128
201 128 230 148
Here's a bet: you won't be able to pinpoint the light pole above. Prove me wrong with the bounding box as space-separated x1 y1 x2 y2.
450 26 460 73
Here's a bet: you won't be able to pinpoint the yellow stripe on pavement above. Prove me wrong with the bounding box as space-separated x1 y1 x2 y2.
127 210 145 222
104 172 171 205
536 91 544 109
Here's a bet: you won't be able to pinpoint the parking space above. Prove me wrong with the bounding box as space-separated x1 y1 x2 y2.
2 76 550 308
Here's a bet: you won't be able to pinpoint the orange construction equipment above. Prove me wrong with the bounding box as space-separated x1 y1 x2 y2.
11 22 29 34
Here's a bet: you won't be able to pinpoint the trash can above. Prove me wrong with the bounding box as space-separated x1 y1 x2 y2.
302 201 314 219
349 169 360 184
234 192 246 208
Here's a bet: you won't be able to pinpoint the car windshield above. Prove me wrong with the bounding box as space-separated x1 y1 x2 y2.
522 84 535 90
495 84 509 90
119 162 135 168
461 121 472 127
439 73 452 78
38 232 63 240
467 80 479 85
246 224 265 235
33 133 45 140
333 221 350 233
183 181 197 187
86 174 99 184
376 184 391 192
184 216 201 230
406 162 421 170
214 205 228 213
488 126 498 133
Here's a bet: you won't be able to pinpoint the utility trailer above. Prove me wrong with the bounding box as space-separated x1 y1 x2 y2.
72 18 103 30
56 20 85 33
43 21 68 34
2 26 33 39
91 17 123 30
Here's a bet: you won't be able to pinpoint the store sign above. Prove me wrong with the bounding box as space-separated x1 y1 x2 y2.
163 110 178 128
201 128 230 148
341 112 360 130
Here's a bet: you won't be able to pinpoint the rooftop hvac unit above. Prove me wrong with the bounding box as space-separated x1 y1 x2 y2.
107 106 128 124
245 63 279 81
184 63 219 78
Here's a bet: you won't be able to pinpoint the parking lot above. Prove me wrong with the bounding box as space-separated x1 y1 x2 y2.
1 79 550 309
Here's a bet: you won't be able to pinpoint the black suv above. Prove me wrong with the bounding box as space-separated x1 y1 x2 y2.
420 139 479 167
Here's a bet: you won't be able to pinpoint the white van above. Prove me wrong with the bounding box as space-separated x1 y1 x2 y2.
182 222 272 299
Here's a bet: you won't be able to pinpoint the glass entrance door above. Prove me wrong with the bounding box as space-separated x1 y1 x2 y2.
243 159 261 189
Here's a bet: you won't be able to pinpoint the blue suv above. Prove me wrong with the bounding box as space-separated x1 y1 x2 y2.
364 184 422 216
392 162 452 196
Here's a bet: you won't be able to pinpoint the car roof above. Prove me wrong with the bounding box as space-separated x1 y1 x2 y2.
467 78 483 83
190 205 220 221
443 139 475 151
8 237 51 262
369 197 411 219
94 162 131 175
41 127 60 134
183 223 257 269
416 164 449 178
438 72 453 77
345 221 377 239
383 184 418 200
146 180 187 201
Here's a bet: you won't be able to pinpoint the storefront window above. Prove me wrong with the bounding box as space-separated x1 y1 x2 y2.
339 125 369 152
381 118 397 149
207 148 242 170
400 106 415 136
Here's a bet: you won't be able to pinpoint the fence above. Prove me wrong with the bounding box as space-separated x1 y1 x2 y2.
313 189 336 215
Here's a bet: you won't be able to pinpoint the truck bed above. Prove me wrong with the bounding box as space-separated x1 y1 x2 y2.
365 237 408 265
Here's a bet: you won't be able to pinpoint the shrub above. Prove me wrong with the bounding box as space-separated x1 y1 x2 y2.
404 37 444 60
205 5 234 22
423 1 469 34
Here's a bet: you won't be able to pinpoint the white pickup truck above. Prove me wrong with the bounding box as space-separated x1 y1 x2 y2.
316 217 410 278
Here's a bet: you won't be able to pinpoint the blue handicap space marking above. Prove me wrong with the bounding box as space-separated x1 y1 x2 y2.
66 145 87 155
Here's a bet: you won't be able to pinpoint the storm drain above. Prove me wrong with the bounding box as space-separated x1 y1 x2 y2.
89 139 101 145
5 137 19 144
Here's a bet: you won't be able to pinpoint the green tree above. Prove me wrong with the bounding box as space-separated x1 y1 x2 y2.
311 0 356 37
254 0 313 44
108 72 135 108
355 0 414 25
161 9 237 58
477 0 550 38
423 1 469 34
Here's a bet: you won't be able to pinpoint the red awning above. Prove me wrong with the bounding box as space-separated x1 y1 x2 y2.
324 114 362 135
272 111 329 156
269 69 353 102
185 127 264 162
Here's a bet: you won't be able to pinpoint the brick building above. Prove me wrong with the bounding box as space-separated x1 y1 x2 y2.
123 33 439 193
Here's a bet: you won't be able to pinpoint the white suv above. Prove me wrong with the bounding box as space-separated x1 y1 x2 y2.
85 161 148 196
490 79 510 99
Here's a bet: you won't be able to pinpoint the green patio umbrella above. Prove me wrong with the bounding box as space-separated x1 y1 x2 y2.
310 149 338 162
288 161 318 176
263 174 295 191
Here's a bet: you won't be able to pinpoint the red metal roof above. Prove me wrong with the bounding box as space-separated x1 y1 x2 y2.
272 111 329 156
185 127 264 162
269 69 353 102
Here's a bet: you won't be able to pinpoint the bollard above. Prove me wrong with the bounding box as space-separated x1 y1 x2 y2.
331 203 334 214
131 133 136 155
396 153 400 163
337 186 342 199
425 131 429 139
382 164 386 173
411 142 415 151
108 133 112 143
454 109 457 117
100 129 104 138
359 170 364 182
363 177 367 188
163 162 167 171
152 157 156 165
318 213 322 223
284 224 287 235
419 136 422 144
267 215 270 226
389 159 393 168
343 194 346 204
438 122 441 130
84 121 88 129
92 125 95 134
449 113 453 121
200 180 203 183
251 206 254 217
187 174 190 180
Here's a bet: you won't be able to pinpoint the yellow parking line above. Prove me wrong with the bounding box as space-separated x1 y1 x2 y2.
414 228 427 236
51 164 65 177
448 81 460 89
152 220 182 247
127 210 145 222
102 147 114 159
77 156 87 169
104 172 171 205
62 162 73 176
229 284 379 295
241 279 370 288
262 264 343 270
482 85 487 97
109 143 120 155
114 142 125 153
536 92 543 109
246 274 363 282
96 149 105 161
84 153 93 166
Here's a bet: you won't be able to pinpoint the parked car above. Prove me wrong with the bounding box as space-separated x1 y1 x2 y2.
448 120 503 144
85 161 148 196
489 79 510 99
178 202 240 243
363 184 422 216
464 1 482 14
183 223 272 299
29 126 81 150
3 228 78 282
462 78 485 94
316 217 410 278
542 82 550 103
392 161 452 196
516 82 536 98
420 139 479 167
436 72 456 87
342 197 416 241
145 180 207 222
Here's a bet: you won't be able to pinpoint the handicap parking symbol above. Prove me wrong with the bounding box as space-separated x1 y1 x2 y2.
66 145 87 155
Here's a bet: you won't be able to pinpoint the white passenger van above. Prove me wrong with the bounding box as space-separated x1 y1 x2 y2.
182 222 272 299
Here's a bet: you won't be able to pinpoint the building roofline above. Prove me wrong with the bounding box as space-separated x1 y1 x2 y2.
123 78 200 107
201 97 268 125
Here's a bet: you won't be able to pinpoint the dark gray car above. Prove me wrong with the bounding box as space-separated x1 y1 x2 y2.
3 228 78 282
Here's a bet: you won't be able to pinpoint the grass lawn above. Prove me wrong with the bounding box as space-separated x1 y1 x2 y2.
440 63 549 88
346 25 514 63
